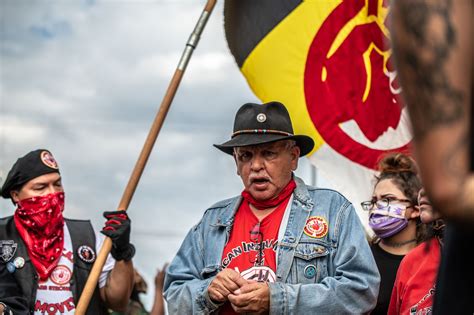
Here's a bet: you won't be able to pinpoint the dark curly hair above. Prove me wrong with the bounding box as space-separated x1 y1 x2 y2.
375 152 421 206
372 152 429 244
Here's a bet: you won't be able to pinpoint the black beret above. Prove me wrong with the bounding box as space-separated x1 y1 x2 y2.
1 149 60 199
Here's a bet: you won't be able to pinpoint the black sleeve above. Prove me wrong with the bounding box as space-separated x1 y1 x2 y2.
0 264 29 315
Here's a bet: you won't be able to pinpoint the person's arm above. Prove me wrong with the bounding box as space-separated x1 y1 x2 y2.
99 210 135 311
100 260 134 310
164 218 227 314
150 263 168 315
391 0 474 222
265 203 380 314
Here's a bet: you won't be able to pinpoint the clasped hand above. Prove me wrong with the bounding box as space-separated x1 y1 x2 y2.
208 269 270 314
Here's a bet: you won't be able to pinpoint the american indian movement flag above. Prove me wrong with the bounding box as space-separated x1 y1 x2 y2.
223 0 412 230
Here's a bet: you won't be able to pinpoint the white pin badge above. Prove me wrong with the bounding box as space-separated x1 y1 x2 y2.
13 257 25 269
256 113 266 123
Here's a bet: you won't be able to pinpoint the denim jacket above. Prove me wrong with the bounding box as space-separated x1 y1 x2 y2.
164 177 380 314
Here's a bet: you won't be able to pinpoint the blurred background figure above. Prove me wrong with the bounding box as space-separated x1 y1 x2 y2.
391 0 473 313
110 264 167 315
109 269 148 315
418 188 445 235
388 188 445 314
362 152 427 315
150 264 167 315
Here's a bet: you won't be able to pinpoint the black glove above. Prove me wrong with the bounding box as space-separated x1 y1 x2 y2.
101 210 135 261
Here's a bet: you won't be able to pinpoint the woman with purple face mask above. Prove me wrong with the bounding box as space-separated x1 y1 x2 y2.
361 153 429 315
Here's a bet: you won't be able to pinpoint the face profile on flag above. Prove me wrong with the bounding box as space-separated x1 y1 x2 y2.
224 0 412 226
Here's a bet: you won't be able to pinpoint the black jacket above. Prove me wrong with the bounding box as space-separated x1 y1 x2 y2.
0 216 108 314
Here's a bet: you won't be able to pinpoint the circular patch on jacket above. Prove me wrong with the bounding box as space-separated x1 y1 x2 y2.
303 216 328 238
51 265 72 285
13 257 25 269
304 264 317 279
41 151 59 169
77 245 96 263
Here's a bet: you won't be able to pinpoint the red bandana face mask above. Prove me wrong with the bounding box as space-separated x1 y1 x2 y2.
242 179 296 210
14 192 65 280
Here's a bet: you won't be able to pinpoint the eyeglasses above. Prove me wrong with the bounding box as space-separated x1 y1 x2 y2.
249 222 264 266
361 197 412 211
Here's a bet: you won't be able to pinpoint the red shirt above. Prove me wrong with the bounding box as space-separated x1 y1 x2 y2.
219 198 288 314
388 238 441 315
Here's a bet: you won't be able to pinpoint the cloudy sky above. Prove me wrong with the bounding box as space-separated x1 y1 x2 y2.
0 0 330 309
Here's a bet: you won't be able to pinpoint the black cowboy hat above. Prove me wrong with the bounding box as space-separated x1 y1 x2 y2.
214 101 314 156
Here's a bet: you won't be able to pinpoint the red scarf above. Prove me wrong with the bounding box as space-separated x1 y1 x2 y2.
241 179 296 210
14 192 65 280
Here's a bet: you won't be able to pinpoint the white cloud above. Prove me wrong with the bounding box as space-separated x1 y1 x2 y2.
0 116 47 144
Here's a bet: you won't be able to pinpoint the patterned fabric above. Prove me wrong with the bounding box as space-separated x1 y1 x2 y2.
14 192 65 280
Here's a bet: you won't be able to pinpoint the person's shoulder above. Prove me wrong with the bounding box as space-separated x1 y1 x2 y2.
0 215 13 226
64 218 91 223
314 187 349 199
64 217 92 224
295 177 351 206
207 196 240 211
399 239 436 270
311 187 352 206
64 217 93 229
0 216 14 238
64 218 94 234
198 196 240 225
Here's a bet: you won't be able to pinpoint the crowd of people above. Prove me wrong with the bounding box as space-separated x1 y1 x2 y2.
0 99 466 314
1 0 472 313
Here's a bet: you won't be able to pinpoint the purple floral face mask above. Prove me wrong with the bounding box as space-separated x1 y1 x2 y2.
368 204 408 239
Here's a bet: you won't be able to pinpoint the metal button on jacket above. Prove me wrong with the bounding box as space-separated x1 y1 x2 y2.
304 265 317 279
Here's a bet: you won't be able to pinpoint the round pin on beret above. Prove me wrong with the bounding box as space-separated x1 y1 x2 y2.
40 151 58 169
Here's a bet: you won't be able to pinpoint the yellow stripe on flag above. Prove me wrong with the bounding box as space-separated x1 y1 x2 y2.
241 1 341 155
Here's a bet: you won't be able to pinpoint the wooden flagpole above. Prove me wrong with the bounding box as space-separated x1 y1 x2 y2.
75 1 217 313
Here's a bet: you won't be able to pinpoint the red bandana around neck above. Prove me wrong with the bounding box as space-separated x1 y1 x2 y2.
14 192 65 280
241 179 296 210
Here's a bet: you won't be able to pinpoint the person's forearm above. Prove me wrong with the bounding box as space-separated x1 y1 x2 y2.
415 135 474 222
101 260 134 311
391 0 473 221
149 289 165 315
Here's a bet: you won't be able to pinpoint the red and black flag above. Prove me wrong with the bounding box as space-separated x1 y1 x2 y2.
224 0 412 225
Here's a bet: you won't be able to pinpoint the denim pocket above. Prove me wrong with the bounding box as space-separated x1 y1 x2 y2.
293 243 329 283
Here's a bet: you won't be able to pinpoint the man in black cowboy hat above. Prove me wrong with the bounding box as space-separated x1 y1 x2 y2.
164 101 380 314
0 149 135 314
